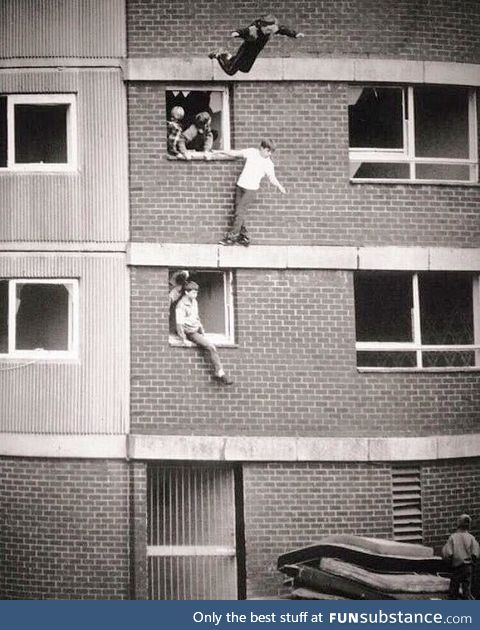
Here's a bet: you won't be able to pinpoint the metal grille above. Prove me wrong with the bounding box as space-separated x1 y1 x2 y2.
392 465 423 543
147 464 238 600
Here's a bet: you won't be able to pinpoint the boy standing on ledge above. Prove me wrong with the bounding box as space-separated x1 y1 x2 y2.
219 139 286 246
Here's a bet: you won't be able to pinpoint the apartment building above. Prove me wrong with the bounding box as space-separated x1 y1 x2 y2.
1 0 480 599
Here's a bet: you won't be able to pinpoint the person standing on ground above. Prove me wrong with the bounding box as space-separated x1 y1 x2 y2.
218 139 286 246
442 513 479 599
209 14 304 76
175 281 233 385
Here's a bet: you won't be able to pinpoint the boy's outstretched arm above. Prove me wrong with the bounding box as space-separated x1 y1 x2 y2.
278 26 305 38
267 171 287 194
216 148 247 158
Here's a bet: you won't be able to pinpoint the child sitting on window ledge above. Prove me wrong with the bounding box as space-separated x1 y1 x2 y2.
176 281 233 386
166 106 185 157
178 112 214 160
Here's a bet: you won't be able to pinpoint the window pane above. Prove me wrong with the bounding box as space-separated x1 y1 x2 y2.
15 104 68 163
423 351 475 368
357 351 417 368
355 272 413 342
0 96 6 167
350 161 410 179
166 90 223 151
414 86 469 159
348 87 404 149
16 283 69 351
415 163 471 181
190 272 226 335
0 280 8 353
419 272 474 345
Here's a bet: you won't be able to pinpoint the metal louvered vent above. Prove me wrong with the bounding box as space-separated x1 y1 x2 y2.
392 465 423 543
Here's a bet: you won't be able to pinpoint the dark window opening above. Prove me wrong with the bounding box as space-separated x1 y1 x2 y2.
16 283 69 351
0 96 7 167
166 90 224 151
15 104 68 163
348 87 404 149
354 272 413 342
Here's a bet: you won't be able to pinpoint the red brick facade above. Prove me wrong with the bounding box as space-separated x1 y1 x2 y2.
127 0 480 64
0 459 131 599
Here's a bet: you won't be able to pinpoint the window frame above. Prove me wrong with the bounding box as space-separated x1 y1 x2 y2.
165 85 231 158
355 272 480 371
169 269 235 347
1 94 77 172
0 278 79 360
349 85 478 184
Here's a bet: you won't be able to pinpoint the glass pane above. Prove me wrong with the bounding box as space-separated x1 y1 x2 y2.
423 351 475 368
414 86 469 159
15 104 68 163
351 161 410 179
165 90 223 151
0 280 8 353
354 272 413 342
419 272 474 345
357 351 417 368
16 283 69 350
415 163 471 181
190 271 226 335
349 87 404 149
0 96 6 167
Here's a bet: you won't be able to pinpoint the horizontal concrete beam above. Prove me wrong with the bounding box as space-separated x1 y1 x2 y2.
125 57 480 86
127 433 480 463
128 243 480 272
0 434 126 459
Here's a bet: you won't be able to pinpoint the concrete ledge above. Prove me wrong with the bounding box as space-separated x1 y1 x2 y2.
0 434 126 459
125 57 480 86
128 244 480 272
127 434 480 462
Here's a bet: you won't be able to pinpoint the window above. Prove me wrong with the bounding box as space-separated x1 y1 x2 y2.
166 87 230 157
348 85 478 183
0 94 77 170
354 271 480 369
0 279 78 358
169 269 234 346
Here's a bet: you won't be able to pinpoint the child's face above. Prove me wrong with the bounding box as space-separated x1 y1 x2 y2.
259 146 272 158
261 24 278 35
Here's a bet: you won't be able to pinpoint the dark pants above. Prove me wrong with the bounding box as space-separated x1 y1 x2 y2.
449 564 473 599
227 185 257 239
187 331 223 375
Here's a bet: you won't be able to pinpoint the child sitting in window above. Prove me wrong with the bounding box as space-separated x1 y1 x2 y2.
166 106 185 156
178 112 214 160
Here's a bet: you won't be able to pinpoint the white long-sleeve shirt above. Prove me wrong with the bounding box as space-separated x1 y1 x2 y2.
236 148 276 190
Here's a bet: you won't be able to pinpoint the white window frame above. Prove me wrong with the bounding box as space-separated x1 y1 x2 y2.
356 272 480 371
349 86 478 184
169 270 235 347
0 278 79 359
1 94 77 172
166 85 231 157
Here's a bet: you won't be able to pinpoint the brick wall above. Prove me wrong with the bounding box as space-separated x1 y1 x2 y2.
128 82 480 246
242 462 393 597
422 457 480 598
0 458 130 600
127 0 480 65
130 266 480 437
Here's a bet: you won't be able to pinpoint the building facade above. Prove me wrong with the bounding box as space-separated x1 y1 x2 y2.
1 0 480 599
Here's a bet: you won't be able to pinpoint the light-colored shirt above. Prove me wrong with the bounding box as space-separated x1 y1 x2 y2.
442 531 480 568
175 295 202 334
236 148 276 190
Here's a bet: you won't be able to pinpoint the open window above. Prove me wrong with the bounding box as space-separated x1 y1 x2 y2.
0 279 78 359
348 85 478 183
165 87 230 158
169 269 234 346
354 271 480 370
0 94 77 171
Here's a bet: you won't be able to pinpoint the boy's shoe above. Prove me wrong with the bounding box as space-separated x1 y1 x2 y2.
208 49 223 59
214 374 234 386
219 235 236 245
237 234 250 247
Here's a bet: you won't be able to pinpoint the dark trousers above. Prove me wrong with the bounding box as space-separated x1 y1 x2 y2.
228 185 257 239
449 564 473 599
187 331 222 374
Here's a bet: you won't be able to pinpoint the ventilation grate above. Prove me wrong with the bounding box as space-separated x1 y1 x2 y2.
392 465 423 543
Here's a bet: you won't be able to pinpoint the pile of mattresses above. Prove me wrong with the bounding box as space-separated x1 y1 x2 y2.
277 535 450 600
